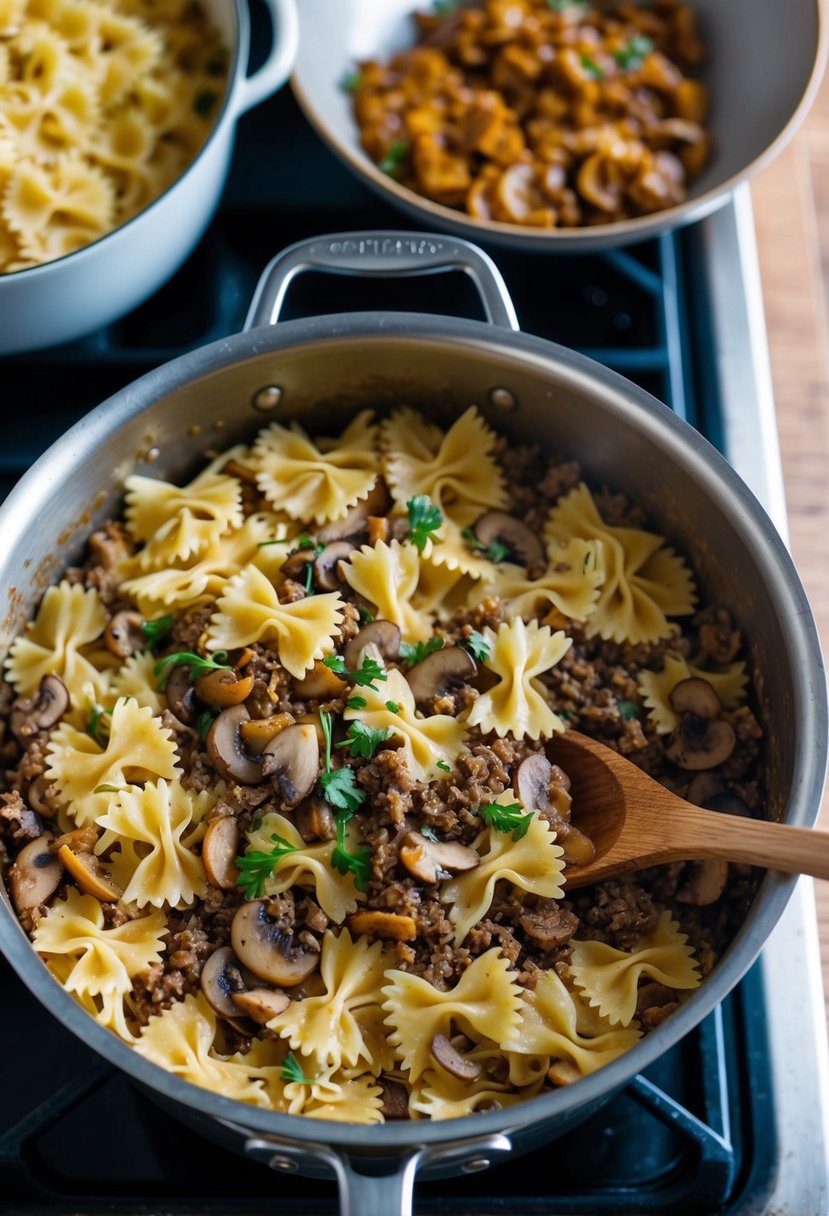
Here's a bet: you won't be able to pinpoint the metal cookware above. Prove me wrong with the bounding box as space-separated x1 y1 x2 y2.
292 0 826 251
0 232 825 1216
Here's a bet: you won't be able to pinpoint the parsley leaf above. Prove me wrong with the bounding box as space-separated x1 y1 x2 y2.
280 1051 317 1085
141 613 173 654
358 604 375 624
400 636 444 667
347 695 368 710
331 807 372 892
407 495 443 553
304 563 315 596
336 720 392 760
461 527 511 564
462 631 491 662
378 139 409 177
477 800 534 841
196 706 221 737
154 650 231 690
235 833 300 900
617 699 639 721
323 653 388 690
86 704 112 745
319 710 367 813
436 760 451 773
580 52 605 79
385 700 400 714
613 34 653 71
296 532 324 554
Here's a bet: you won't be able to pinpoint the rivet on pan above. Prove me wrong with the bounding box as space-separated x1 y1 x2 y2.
462 1158 491 1173
252 385 283 413
270 1155 298 1173
489 387 517 412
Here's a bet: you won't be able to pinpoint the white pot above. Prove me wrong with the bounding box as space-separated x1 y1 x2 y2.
0 0 299 354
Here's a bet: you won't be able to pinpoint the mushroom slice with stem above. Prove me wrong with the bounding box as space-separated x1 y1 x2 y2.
57 844 123 902
668 677 722 719
8 833 61 914
207 705 262 784
343 619 401 671
473 510 546 572
515 754 573 821
201 817 240 891
314 541 356 592
405 647 476 707
665 716 736 770
261 723 319 809
231 987 291 1024
430 1033 482 1082
231 900 321 987
194 668 255 708
399 831 479 884
104 611 145 660
10 674 70 742
346 910 418 942
200 946 254 1027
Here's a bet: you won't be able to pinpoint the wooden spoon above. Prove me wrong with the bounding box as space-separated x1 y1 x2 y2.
548 731 829 889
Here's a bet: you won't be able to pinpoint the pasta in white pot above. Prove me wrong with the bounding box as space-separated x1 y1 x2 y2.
0 0 298 352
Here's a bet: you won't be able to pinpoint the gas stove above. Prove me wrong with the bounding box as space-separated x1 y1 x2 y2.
2 79 828 1216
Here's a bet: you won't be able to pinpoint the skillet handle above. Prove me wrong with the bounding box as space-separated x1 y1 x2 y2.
244 231 520 331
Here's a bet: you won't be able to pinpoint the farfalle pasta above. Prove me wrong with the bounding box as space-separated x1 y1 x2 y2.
0 0 229 272
1 406 764 1125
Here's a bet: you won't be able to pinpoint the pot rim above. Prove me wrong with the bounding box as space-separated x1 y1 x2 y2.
1 309 825 1148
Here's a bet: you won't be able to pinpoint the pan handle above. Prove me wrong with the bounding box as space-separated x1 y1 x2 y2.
242 1129 513 1216
244 231 520 331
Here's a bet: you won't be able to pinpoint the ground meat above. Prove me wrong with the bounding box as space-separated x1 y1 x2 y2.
573 878 659 951
0 790 42 842
519 903 579 951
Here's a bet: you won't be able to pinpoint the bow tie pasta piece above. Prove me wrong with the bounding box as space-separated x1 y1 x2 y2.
5 580 112 700
410 1067 544 1121
4 153 115 264
504 970 641 1076
411 548 477 617
95 780 208 909
427 515 508 579
46 954 140 1042
343 666 467 782
251 411 380 525
89 7 164 109
443 809 565 944
569 911 701 1028
464 618 572 739
46 696 179 826
0 0 24 35
546 483 696 645
382 947 524 1082
382 406 508 520
266 929 391 1072
301 1072 385 1124
342 540 435 643
135 992 273 1108
638 653 748 735
125 467 243 570
243 812 364 923
477 537 603 624
109 650 165 714
206 564 344 679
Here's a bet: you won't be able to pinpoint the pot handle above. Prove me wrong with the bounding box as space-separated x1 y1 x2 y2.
232 0 299 117
241 1129 513 1216
244 231 520 331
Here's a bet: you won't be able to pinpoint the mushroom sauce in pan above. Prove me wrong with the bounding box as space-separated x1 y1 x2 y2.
0 406 761 1122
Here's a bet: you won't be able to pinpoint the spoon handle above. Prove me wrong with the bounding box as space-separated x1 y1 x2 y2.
669 803 829 880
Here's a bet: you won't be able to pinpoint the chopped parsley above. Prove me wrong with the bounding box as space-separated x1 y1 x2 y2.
582 548 596 573
235 833 299 900
461 527 511 564
357 604 375 624
319 710 366 813
141 613 173 654
407 495 443 552
435 760 451 773
194 88 218 118
385 700 401 714
280 1051 317 1085
477 800 534 841
296 532 324 554
347 695 368 710
421 824 439 841
617 699 639 721
461 630 491 662
580 52 605 79
336 720 392 760
304 563 315 596
86 704 112 745
613 34 653 71
340 67 363 93
196 706 221 737
547 0 588 10
323 652 388 690
331 807 372 892
93 783 130 795
400 636 444 667
378 139 409 177
154 650 231 690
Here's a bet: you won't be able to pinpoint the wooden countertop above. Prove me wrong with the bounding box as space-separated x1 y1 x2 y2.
751 72 829 1019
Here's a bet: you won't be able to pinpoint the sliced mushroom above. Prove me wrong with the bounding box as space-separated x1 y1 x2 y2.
239 712 296 756
10 674 70 741
379 1077 410 1120
314 541 356 592
8 833 61 913
399 831 480 884
202 817 240 891
405 647 476 706
194 667 255 708
473 510 545 571
346 910 417 942
200 946 250 1021
207 705 262 784
665 717 736 770
57 844 123 902
553 820 596 867
547 1059 580 1087
668 677 722 719
25 775 57 818
685 772 725 806
676 859 729 906
164 664 198 726
515 753 553 812
104 610 145 660
53 825 99 854
430 1033 482 1082
231 900 321 987
280 548 316 581
261 724 319 808
343 619 401 671
292 661 347 700
231 987 291 1023
294 794 337 842
316 478 392 542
